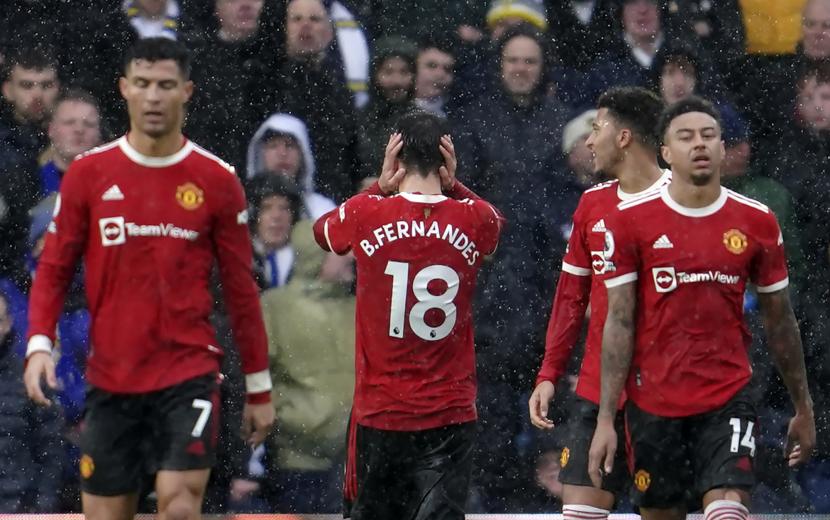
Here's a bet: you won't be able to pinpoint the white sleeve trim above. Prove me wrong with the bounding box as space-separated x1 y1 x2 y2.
245 369 273 394
26 334 53 358
756 277 789 294
323 219 336 252
604 272 638 288
562 261 591 276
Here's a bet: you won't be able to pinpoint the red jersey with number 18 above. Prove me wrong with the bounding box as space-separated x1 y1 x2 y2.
601 185 788 417
314 189 503 431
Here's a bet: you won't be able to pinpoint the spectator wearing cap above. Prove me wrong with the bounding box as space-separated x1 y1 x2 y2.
487 0 548 40
245 113 336 219
122 0 183 40
357 37 418 181
561 109 603 187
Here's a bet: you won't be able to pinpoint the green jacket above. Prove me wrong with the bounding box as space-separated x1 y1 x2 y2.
262 221 355 471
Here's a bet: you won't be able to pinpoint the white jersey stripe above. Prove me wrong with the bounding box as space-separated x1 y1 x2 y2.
726 191 769 213
562 261 591 276
756 277 789 293
604 272 638 288
191 143 236 174
618 191 662 210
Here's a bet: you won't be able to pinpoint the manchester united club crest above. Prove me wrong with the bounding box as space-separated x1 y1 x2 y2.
80 454 95 479
723 229 748 255
634 469 651 492
560 447 570 468
176 182 204 210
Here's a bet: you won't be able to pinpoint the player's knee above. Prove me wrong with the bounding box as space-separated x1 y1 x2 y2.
160 495 200 520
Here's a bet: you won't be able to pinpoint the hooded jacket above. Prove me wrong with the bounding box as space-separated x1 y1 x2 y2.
246 114 336 220
261 220 355 471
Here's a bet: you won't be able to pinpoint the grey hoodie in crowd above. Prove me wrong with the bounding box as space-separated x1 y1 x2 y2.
246 114 336 219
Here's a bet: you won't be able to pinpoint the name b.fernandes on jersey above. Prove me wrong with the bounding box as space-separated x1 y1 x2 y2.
359 218 482 265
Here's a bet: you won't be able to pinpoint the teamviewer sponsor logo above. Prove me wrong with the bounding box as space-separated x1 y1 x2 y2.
652 267 677 293
99 216 126 246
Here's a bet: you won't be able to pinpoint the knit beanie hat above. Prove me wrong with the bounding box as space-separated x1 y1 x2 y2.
486 0 548 32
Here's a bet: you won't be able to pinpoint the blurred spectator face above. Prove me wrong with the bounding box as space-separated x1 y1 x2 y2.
136 0 168 17
285 0 334 58
262 135 302 178
2 64 59 125
585 108 622 174
501 36 543 97
257 195 294 250
661 111 724 185
797 76 830 131
376 56 414 103
0 295 10 344
660 60 697 104
568 135 597 185
491 17 526 41
119 59 193 139
721 141 750 177
48 99 102 165
415 48 455 99
622 0 660 41
216 0 264 37
802 0 830 59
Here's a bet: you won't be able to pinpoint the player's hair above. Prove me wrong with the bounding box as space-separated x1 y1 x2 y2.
657 95 723 141
596 87 664 151
396 110 451 176
4 47 58 79
122 37 192 79
246 173 303 225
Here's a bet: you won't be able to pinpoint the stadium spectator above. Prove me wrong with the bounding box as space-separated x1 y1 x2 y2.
184 0 275 171
561 109 602 188
246 174 303 291
0 291 64 513
246 113 336 219
261 220 355 513
545 0 618 69
413 36 458 118
358 37 417 181
123 0 184 40
40 90 102 200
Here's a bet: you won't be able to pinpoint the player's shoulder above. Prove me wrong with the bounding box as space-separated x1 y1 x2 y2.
72 137 123 167
582 179 618 199
187 140 237 177
616 184 664 212
725 188 771 216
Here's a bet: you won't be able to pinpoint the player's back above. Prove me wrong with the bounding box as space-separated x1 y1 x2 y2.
345 192 501 431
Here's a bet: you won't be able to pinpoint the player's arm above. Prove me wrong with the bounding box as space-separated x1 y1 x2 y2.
212 173 275 445
25 165 89 406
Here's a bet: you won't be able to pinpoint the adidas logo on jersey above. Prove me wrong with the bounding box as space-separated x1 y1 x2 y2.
592 219 606 233
101 185 124 201
652 234 673 249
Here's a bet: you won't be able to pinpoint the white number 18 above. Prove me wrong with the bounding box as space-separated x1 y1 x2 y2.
384 261 459 341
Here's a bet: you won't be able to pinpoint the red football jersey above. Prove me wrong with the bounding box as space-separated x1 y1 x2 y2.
537 171 670 405
602 185 788 417
28 136 271 402
315 187 503 430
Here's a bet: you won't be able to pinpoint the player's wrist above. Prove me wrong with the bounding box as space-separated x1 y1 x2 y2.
26 334 54 359
794 396 814 416
246 391 271 405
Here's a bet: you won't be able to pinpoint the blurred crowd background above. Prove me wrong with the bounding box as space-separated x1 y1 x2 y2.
0 0 829 514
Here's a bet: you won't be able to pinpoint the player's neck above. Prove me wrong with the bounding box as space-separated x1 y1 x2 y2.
615 151 663 194
127 130 185 158
398 172 442 195
667 176 722 208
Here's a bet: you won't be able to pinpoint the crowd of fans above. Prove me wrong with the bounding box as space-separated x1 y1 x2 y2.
0 0 829 514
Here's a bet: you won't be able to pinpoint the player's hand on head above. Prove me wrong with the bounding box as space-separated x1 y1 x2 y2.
379 132 406 194
529 381 556 430
587 418 617 488
242 402 275 447
785 409 816 467
438 134 457 191
23 351 58 406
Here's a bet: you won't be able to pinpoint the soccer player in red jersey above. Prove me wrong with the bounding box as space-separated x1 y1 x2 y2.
528 87 668 520
588 96 816 520
313 111 503 519
23 38 275 520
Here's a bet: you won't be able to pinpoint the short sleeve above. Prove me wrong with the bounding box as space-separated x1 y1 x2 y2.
601 209 640 288
321 194 374 255
472 199 504 256
750 212 789 293
561 197 591 276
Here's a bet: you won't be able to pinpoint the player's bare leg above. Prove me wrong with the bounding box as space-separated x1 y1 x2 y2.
701 488 751 520
82 492 139 520
638 507 687 520
155 468 211 520
562 485 614 520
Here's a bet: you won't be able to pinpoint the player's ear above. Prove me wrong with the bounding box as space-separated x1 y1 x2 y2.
617 128 632 149
660 144 672 165
118 76 129 101
183 80 194 103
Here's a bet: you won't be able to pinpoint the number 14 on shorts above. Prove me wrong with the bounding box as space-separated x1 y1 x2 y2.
730 417 756 456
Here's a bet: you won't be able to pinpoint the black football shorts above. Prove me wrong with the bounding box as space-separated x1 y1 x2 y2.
79 373 220 496
344 421 475 520
558 397 629 495
625 386 757 509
